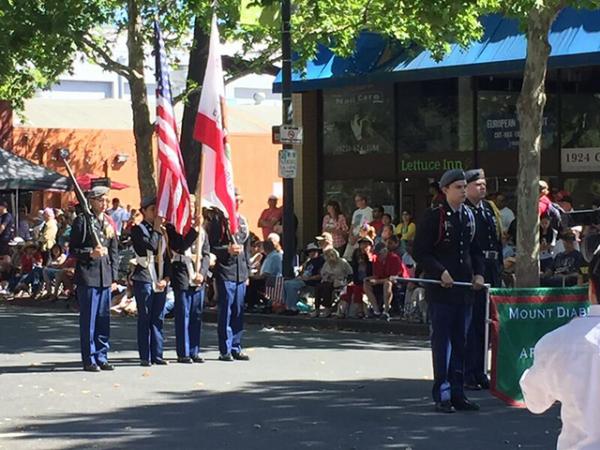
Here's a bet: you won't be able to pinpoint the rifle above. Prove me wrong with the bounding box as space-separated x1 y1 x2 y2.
57 148 102 248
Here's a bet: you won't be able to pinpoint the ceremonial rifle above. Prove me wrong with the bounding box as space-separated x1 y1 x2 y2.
57 148 102 248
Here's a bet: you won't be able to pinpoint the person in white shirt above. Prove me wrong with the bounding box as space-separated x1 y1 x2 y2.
519 295 599 450
495 193 515 232
107 198 130 237
343 194 373 260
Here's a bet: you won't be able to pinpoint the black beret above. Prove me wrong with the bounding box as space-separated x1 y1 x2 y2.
85 185 110 199
439 169 466 188
465 169 485 184
140 196 157 209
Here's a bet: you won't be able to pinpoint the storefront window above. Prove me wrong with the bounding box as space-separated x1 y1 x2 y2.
396 79 460 153
478 91 557 151
563 178 600 209
323 85 394 155
562 94 600 149
322 179 397 220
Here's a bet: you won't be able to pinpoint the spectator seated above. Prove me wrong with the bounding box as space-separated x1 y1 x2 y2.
541 232 583 287
311 249 352 318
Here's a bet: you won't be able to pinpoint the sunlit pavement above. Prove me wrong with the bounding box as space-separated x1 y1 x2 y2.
0 304 559 450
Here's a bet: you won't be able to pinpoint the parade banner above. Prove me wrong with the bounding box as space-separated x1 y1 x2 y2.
489 286 589 407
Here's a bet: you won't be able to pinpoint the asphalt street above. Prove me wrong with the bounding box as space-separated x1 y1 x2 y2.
0 303 560 450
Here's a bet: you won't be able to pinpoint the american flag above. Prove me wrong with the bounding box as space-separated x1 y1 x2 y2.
154 19 191 235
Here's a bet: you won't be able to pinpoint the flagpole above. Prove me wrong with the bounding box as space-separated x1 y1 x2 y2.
194 148 204 270
281 0 295 278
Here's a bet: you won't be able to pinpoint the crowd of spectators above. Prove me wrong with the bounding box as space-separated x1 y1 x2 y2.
1 183 594 324
0 199 136 308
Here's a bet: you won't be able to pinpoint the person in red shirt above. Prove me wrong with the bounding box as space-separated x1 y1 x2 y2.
369 206 385 235
12 243 44 296
257 195 283 240
363 235 409 320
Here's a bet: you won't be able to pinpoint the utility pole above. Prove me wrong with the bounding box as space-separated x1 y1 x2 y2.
281 0 295 277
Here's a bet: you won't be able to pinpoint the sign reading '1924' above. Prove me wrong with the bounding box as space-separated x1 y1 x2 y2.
561 147 600 172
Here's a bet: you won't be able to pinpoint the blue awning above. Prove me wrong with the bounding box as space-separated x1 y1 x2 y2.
273 8 600 93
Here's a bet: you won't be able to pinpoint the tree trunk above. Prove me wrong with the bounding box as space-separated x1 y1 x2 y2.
515 6 560 288
127 0 156 199
180 17 210 190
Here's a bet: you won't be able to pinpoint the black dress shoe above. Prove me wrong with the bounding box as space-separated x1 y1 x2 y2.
177 357 193 364
219 354 234 362
98 362 115 371
464 382 482 391
152 358 169 365
140 360 151 367
232 351 250 361
434 400 455 413
452 397 480 411
191 356 205 363
83 364 100 372
477 376 490 390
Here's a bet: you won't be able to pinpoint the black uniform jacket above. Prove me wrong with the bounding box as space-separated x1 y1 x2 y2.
166 223 210 291
413 201 485 304
69 213 119 288
130 220 172 283
207 214 251 283
465 199 503 267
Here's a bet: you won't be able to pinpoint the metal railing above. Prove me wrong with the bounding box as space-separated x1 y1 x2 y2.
391 276 492 374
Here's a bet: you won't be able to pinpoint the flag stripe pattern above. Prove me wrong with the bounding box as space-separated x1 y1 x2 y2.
193 14 238 234
154 20 191 235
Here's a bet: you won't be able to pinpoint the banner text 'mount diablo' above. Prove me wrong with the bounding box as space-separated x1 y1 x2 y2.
490 286 590 406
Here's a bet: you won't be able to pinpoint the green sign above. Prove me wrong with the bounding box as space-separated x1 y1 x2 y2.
490 286 589 406
399 159 465 173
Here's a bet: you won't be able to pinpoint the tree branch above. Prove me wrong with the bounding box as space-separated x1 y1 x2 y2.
222 55 279 77
81 35 132 79
172 54 280 107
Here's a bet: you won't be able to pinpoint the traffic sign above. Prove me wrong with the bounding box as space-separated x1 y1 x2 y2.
280 125 303 145
278 149 297 178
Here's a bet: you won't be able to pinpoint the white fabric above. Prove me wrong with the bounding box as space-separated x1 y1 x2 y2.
520 304 600 450
196 15 237 226
343 206 373 259
500 206 515 231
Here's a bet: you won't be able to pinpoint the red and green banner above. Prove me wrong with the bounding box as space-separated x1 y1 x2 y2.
490 286 589 407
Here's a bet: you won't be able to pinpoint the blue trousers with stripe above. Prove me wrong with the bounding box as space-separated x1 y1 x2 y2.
77 285 111 367
174 287 205 358
134 281 167 362
430 301 472 403
216 278 246 356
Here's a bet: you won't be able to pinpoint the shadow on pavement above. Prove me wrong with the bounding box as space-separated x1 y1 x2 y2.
3 378 559 450
0 304 429 360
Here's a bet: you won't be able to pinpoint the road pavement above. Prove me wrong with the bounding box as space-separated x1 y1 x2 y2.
0 303 560 450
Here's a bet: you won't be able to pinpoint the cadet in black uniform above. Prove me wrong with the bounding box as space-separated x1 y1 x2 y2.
464 169 502 390
413 169 485 413
69 185 119 372
131 196 171 366
206 192 252 362
166 198 211 364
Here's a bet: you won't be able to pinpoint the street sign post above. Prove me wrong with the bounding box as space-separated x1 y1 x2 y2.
278 149 297 179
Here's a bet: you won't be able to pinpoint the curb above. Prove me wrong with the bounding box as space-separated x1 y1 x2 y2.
1 298 429 337
202 310 429 336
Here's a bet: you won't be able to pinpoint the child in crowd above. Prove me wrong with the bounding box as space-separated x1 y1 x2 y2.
42 244 67 297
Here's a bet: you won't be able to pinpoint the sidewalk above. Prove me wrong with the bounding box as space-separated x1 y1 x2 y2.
0 296 429 336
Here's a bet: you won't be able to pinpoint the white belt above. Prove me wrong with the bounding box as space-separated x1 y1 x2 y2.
135 251 164 292
172 251 200 287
